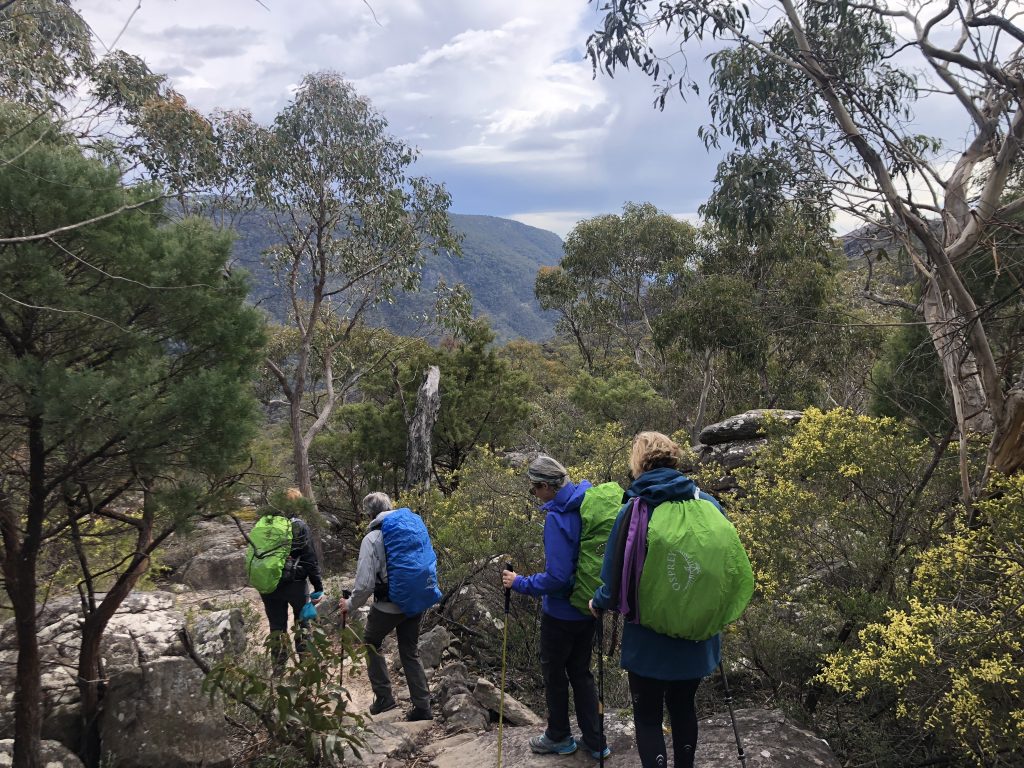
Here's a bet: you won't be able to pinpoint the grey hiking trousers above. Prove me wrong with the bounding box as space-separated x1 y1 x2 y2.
362 606 431 712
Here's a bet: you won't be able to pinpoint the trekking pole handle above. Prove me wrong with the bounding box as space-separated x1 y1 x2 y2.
503 561 513 613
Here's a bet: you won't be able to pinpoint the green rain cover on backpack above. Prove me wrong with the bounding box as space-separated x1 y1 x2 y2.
246 514 293 594
569 481 624 615
638 496 754 641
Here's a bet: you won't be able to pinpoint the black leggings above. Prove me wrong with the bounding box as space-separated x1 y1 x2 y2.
628 672 701 768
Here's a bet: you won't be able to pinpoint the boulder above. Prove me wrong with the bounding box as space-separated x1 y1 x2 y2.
160 519 248 590
699 708 841 767
472 677 542 726
693 438 769 471
191 608 247 664
0 590 246 758
180 544 248 590
441 692 490 734
431 662 474 711
417 624 453 669
0 739 84 768
698 410 803 446
345 721 419 767
100 657 232 768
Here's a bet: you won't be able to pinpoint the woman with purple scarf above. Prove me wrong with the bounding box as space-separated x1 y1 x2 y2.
590 432 723 768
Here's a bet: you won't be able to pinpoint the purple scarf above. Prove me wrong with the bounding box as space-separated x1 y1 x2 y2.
618 498 650 623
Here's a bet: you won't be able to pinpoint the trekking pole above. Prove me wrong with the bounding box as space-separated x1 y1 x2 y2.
596 610 606 768
340 589 351 684
497 562 513 768
718 661 747 768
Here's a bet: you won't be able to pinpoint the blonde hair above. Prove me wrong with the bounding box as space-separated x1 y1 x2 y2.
629 431 681 478
285 487 304 501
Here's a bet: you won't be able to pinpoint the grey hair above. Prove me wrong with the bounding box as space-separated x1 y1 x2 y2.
361 492 393 517
527 455 570 488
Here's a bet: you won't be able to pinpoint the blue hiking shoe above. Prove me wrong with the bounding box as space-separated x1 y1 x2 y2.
529 734 578 755
589 745 612 760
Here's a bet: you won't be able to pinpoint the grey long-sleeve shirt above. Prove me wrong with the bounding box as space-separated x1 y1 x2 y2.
348 509 402 614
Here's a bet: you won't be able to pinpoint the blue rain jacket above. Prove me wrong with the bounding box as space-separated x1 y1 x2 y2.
512 480 593 621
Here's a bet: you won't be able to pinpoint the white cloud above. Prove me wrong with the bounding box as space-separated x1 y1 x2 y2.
508 210 591 239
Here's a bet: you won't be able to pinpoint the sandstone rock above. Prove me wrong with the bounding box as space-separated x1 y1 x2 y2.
441 692 490 734
698 410 803 446
160 520 247 590
191 608 247 663
472 677 542 726
0 738 84 768
417 624 453 669
699 708 841 767
431 662 474 711
0 592 187 748
428 709 841 768
345 721 419 767
101 656 231 768
694 438 769 470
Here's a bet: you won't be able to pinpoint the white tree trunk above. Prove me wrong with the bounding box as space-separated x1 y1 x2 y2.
405 366 441 490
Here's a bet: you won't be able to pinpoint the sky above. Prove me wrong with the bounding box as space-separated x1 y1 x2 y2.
80 0 724 238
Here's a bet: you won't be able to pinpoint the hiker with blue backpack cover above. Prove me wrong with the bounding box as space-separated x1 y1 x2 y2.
500 455 610 760
339 492 441 722
589 431 754 768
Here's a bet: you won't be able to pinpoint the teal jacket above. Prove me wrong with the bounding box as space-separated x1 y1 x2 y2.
592 467 721 680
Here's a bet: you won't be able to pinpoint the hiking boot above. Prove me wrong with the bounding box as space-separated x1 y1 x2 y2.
529 734 578 755
369 697 397 715
588 745 612 760
405 707 433 722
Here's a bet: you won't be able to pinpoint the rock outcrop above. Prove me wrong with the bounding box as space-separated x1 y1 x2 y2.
0 739 85 768
0 591 248 767
426 708 840 768
159 519 249 590
691 409 803 492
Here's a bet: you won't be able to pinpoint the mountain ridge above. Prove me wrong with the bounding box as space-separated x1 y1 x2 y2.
227 210 562 342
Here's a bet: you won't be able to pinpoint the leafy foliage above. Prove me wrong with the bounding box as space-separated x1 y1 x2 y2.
823 473 1024 764
204 624 365 766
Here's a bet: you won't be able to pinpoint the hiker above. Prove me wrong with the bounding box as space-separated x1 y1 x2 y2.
500 455 610 759
339 492 440 722
590 431 730 768
248 487 324 670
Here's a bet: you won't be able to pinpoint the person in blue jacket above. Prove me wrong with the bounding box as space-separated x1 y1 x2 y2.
590 431 722 768
500 455 610 759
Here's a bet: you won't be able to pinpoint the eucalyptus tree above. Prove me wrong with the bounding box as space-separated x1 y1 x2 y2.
535 202 698 374
589 0 1024 493
0 0 221 233
238 72 459 501
0 107 264 768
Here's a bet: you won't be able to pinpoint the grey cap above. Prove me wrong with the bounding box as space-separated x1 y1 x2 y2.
527 455 569 485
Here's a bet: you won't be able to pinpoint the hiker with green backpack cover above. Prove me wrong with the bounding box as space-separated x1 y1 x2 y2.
589 431 754 768
245 488 325 671
500 455 611 760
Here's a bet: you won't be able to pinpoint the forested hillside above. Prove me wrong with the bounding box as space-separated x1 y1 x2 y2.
3 3 1024 768
230 209 561 341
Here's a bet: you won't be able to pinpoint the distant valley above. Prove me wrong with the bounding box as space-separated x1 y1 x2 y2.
227 210 563 342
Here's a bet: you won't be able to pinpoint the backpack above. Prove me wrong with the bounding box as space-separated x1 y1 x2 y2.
380 508 442 616
246 514 295 594
569 482 624 615
613 489 754 641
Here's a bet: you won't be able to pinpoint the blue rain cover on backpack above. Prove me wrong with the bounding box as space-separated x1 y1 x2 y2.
380 508 442 616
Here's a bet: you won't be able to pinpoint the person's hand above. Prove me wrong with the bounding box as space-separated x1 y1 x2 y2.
501 569 517 590
310 590 324 606
588 599 600 618
338 597 349 616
